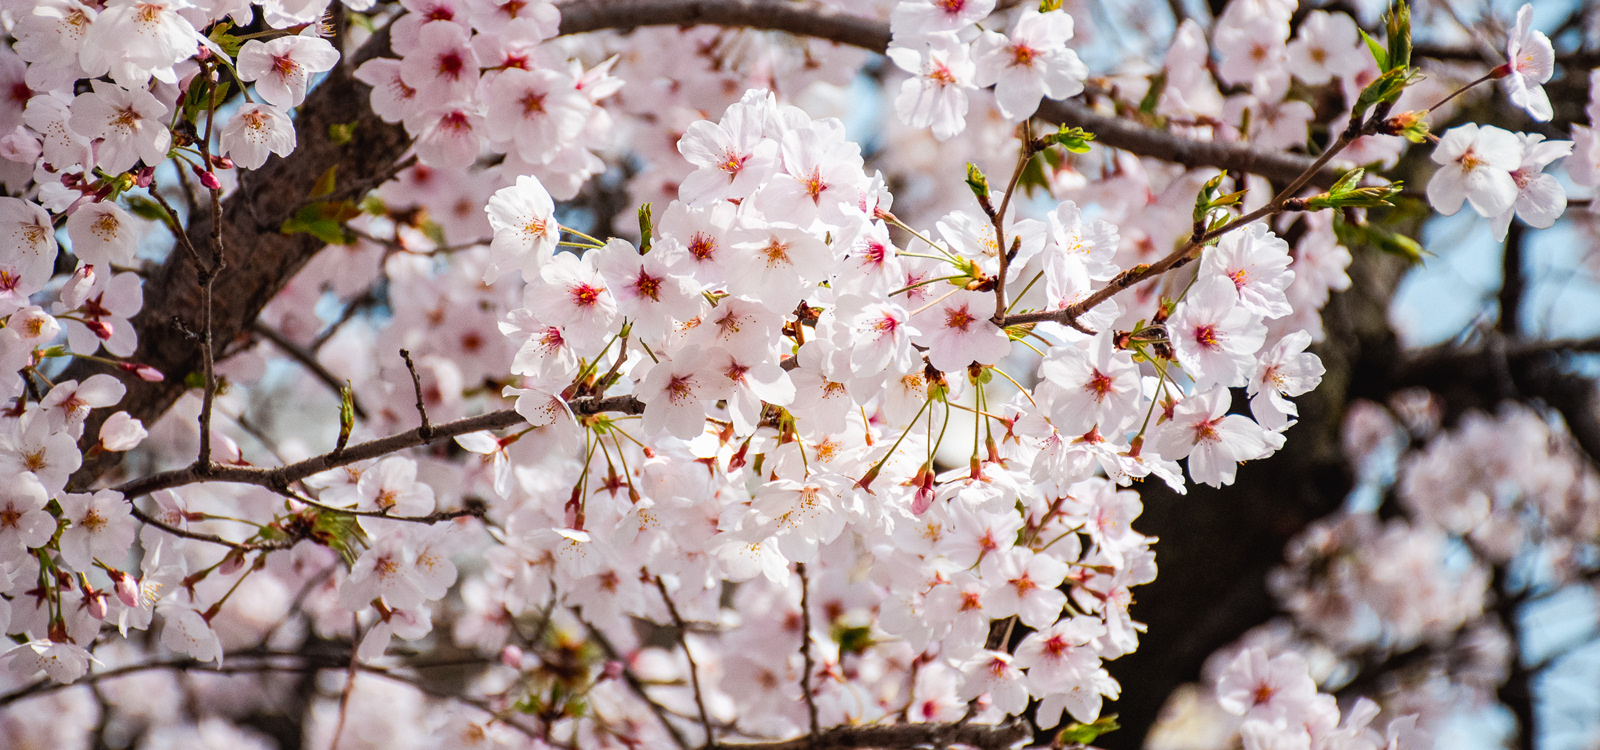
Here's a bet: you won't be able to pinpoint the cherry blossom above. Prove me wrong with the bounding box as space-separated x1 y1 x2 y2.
1169 275 1268 390
1427 123 1522 219
485 174 561 282
56 490 135 572
1038 333 1141 435
65 201 139 267
236 30 341 109
67 81 170 175
1286 10 1364 86
971 8 1087 122
1248 331 1325 431
220 103 296 170
912 288 1010 373
890 0 996 42
1489 132 1572 240
887 35 978 142
1155 386 1281 487
78 0 202 87
1502 4 1555 122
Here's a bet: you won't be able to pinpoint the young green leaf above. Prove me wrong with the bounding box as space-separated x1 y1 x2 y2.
637 202 653 254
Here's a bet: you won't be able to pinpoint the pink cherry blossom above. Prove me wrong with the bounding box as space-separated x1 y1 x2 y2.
237 30 340 109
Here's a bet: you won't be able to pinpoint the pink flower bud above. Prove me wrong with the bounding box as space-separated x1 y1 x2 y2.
500 645 523 669
200 170 222 190
218 550 246 576
601 660 626 681
100 411 148 452
109 569 140 608
119 361 165 382
212 155 235 170
86 591 108 620
85 319 113 340
135 166 156 188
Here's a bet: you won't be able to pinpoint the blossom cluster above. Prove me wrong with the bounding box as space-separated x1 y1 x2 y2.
0 0 1588 745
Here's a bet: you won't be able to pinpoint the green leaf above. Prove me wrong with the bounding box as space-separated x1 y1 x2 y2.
123 195 169 225
1058 715 1120 745
1350 66 1412 121
280 201 361 245
310 165 338 199
964 162 991 202
311 510 369 566
1193 172 1231 223
1050 125 1095 153
358 194 387 216
327 121 358 146
206 22 241 58
1385 0 1411 72
1359 28 1389 71
337 381 355 448
422 220 447 247
637 202 653 254
1014 153 1051 198
833 623 875 655
1139 71 1167 116
1334 215 1427 264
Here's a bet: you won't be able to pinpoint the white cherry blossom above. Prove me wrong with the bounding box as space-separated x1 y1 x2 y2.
1502 4 1554 122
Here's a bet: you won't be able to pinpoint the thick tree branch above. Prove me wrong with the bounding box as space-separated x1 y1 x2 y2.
712 721 1030 750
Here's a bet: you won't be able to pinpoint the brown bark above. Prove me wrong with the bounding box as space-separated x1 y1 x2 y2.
64 28 410 488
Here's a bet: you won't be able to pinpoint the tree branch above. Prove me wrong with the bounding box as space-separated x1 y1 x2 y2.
582 617 695 750
251 321 369 421
711 721 1030 750
555 0 1339 186
112 394 644 500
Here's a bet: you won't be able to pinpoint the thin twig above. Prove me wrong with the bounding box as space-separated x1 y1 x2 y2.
331 614 361 750
582 616 693 750
276 484 484 525
1001 110 1378 331
654 574 715 749
126 503 297 552
112 394 644 501
795 562 820 739
991 120 1034 321
400 349 432 440
709 721 1029 750
252 321 369 420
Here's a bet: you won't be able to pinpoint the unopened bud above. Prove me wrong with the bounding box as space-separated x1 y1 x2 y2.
109 569 140 608
119 361 165 382
134 166 156 188
85 319 113 340
218 550 246 576
197 168 222 190
601 660 626 681
853 463 881 494
500 644 524 669
86 590 108 620
211 155 235 170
